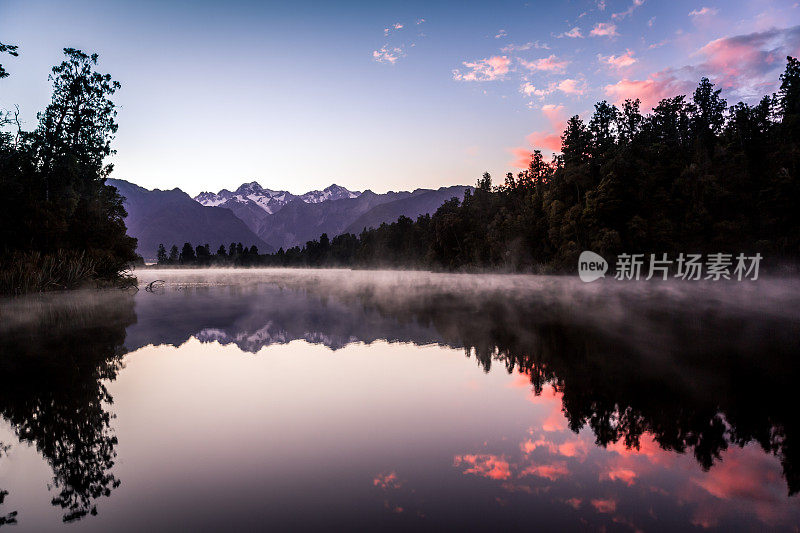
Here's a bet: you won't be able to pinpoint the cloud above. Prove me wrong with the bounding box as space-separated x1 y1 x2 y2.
612 0 645 20
560 27 583 38
373 45 406 64
689 7 718 17
604 72 691 109
591 22 619 37
495 29 508 39
540 103 567 125
510 103 568 166
695 25 800 98
501 41 550 52
384 22 405 36
453 56 511 81
510 147 537 168
597 26 800 108
599 49 637 69
519 54 569 72
557 78 586 95
520 82 556 98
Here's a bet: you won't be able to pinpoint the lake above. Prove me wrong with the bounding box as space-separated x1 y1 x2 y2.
1 269 799 531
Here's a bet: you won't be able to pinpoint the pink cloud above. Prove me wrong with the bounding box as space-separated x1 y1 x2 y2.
612 0 645 20
502 41 550 52
560 27 583 38
373 45 405 64
519 54 569 72
590 22 618 37
453 56 511 81
604 72 691 109
599 49 637 69
605 27 800 107
510 147 536 168
557 78 586 95
520 81 555 98
689 7 718 17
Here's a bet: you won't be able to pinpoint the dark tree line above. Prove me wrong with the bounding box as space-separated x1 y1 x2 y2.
0 46 138 294
167 57 800 272
156 242 261 266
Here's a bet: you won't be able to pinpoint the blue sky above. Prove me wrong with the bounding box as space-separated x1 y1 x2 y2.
1 0 799 195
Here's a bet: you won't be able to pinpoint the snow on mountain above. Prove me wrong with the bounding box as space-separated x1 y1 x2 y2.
194 181 360 214
300 184 361 204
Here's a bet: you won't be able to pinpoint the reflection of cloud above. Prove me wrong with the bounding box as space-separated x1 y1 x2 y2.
520 462 570 480
591 498 617 513
565 497 582 509
454 454 512 480
602 468 638 486
373 471 402 490
558 439 588 459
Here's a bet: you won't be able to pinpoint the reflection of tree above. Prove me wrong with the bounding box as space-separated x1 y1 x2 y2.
0 442 17 526
0 291 136 522
339 284 800 496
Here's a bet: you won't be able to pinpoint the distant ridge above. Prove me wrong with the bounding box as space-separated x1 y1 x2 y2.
194 180 471 250
108 179 272 261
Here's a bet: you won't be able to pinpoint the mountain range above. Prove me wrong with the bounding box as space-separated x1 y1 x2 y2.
109 178 471 260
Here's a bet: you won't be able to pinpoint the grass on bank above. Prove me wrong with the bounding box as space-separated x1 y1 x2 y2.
0 250 137 296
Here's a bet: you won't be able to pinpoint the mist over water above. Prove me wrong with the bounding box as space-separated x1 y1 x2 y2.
1 269 799 531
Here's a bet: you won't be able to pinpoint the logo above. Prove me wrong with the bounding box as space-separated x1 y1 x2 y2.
578 251 608 282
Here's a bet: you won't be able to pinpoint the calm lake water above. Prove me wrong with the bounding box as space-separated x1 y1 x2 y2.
1 269 799 532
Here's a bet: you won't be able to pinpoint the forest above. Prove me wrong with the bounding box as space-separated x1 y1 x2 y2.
0 45 138 294
159 57 800 272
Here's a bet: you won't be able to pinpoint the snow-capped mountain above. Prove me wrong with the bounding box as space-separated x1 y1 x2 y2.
300 184 361 204
195 181 300 215
195 181 360 214
187 179 469 251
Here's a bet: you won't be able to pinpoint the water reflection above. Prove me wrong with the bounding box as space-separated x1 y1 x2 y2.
0 292 134 523
0 270 798 530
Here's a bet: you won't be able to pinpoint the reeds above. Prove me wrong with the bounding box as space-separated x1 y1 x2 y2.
0 250 134 296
